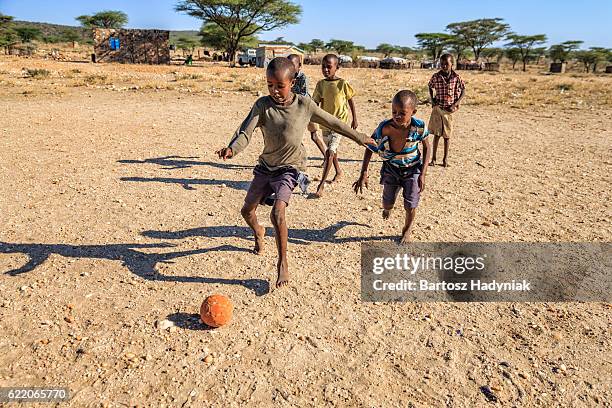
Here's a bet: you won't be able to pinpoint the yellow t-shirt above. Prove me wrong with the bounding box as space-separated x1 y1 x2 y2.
312 78 355 128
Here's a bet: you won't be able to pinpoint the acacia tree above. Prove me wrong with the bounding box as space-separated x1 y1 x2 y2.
376 43 397 57
505 47 522 69
0 13 17 54
588 47 610 73
326 39 355 55
397 46 413 59
548 40 583 63
414 33 452 61
175 0 301 65
505 34 547 71
76 10 128 28
446 36 470 61
446 18 510 61
199 22 257 52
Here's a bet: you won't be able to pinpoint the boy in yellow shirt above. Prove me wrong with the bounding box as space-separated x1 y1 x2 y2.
312 54 358 198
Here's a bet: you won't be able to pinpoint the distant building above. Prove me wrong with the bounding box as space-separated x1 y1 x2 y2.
93 28 170 64
256 44 304 68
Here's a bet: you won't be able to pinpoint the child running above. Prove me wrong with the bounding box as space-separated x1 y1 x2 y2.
217 57 374 288
428 53 465 167
353 90 431 243
287 53 327 159
312 54 358 197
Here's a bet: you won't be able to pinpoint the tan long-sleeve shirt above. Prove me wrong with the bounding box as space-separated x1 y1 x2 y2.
228 95 368 171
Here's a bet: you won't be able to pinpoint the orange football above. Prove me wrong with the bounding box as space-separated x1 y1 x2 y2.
200 294 233 328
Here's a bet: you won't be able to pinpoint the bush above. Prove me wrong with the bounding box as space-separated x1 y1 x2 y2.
24 68 50 78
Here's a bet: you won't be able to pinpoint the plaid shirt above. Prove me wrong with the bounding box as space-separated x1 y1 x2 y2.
292 71 310 97
428 70 465 110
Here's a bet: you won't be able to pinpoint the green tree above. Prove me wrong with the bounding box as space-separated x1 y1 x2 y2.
588 47 610 72
15 26 42 43
326 39 355 55
505 47 522 69
76 10 128 29
176 36 199 56
376 43 397 57
0 13 13 28
548 40 583 63
175 0 301 65
446 18 510 61
574 50 597 73
446 35 470 61
397 46 413 59
414 33 452 61
266 36 293 45
308 38 324 51
505 34 547 71
297 42 313 53
481 47 503 63
199 22 257 51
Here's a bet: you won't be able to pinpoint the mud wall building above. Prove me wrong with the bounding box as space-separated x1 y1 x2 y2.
93 28 170 64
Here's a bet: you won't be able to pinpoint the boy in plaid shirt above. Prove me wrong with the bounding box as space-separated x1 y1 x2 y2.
428 54 465 167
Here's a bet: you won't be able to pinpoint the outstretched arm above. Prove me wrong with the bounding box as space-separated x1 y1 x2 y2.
218 101 262 159
310 102 373 146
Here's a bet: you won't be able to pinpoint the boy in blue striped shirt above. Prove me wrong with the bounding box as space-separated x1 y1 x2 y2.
353 90 431 243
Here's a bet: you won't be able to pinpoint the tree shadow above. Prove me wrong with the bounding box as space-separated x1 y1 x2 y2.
0 242 269 296
120 176 251 191
142 221 396 245
117 156 252 171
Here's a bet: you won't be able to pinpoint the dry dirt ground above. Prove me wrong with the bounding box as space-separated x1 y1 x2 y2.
0 57 611 407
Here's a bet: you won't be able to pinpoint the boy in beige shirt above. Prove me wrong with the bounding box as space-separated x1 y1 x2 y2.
217 57 373 288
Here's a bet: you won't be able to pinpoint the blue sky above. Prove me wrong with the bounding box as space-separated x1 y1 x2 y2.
1 0 610 48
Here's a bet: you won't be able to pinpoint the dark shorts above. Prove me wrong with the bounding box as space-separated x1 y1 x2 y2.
380 162 421 210
244 165 299 207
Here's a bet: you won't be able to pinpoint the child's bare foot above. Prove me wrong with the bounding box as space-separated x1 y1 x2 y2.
332 170 344 182
400 232 412 244
382 209 391 219
313 183 325 198
429 160 436 166
400 225 412 244
442 161 449 168
254 224 265 254
276 260 289 288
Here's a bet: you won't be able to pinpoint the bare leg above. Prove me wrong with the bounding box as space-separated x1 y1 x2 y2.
331 152 343 182
400 208 417 244
314 149 333 198
382 202 393 220
430 135 440 166
442 138 450 167
241 203 265 254
270 200 289 288
311 131 326 160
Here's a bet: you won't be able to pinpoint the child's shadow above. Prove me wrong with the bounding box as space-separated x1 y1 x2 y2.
142 221 396 245
120 176 251 191
118 156 252 171
0 241 269 296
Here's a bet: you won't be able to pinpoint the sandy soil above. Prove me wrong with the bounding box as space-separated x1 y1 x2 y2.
0 58 611 407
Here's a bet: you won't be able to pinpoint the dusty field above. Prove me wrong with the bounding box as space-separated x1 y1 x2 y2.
0 57 611 407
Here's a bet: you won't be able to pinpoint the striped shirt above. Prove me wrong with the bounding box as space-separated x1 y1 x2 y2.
292 71 310 97
368 118 429 168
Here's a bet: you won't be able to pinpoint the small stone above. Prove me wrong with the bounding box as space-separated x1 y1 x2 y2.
204 355 213 364
482 221 492 227
552 332 563 341
124 352 136 361
19 285 28 291
169 326 177 333
492 220 501 226
558 364 567 373
364 206 373 211
64 316 73 323
156 319 174 330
